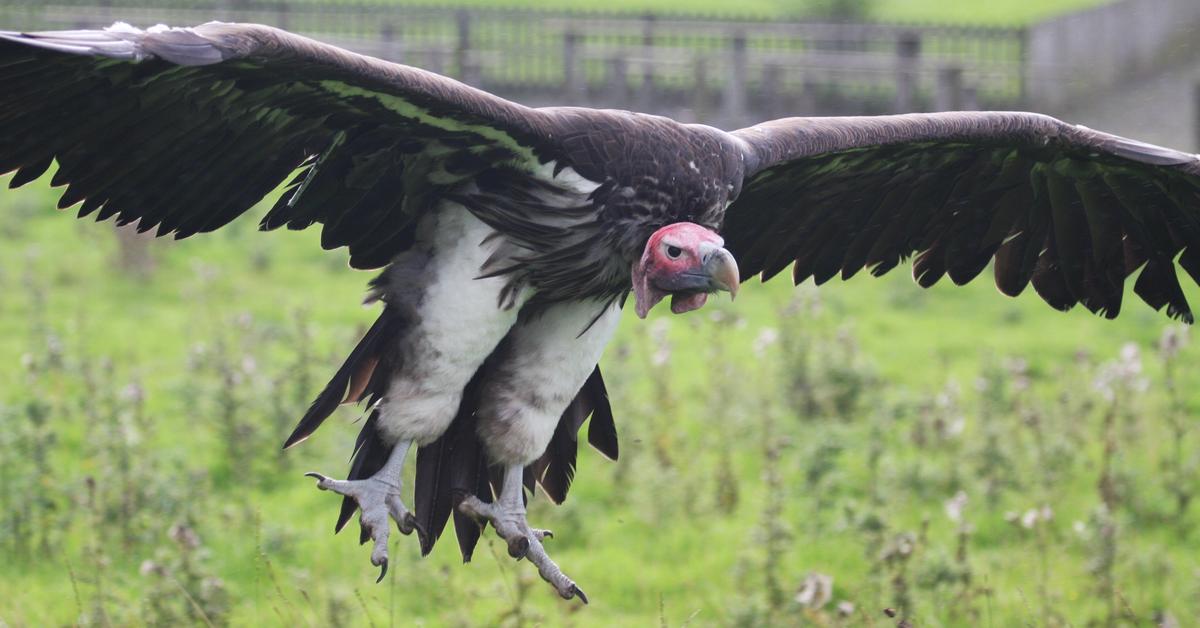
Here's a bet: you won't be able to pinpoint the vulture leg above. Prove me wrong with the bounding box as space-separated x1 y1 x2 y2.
306 440 418 582
458 465 587 603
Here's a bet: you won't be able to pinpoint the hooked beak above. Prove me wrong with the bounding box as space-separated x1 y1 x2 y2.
700 243 741 300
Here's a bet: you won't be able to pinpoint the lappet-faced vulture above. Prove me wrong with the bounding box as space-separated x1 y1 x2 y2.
4 22 1199 601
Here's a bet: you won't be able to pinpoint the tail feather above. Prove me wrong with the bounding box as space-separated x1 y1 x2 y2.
413 407 478 555
532 398 585 505
413 435 453 555
412 361 490 556
446 392 491 563
450 444 490 562
282 309 402 450
532 366 614 504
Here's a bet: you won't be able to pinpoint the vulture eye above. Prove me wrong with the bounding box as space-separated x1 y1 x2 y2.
665 245 683 259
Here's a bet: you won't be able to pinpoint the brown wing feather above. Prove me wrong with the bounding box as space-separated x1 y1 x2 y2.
0 22 558 267
725 112 1200 322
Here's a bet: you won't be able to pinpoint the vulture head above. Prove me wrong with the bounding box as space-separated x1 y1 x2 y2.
632 222 740 318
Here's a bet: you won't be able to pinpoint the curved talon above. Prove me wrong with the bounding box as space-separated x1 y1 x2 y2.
571 585 589 605
533 528 553 541
306 461 419 584
375 558 388 583
305 471 330 487
507 536 530 559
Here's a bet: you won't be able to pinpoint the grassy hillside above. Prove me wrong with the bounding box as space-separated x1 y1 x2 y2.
0 166 1197 627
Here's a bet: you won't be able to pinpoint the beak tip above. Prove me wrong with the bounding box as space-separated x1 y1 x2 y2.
711 248 741 300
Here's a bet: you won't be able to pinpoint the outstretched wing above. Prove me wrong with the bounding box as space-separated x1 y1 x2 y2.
1 22 556 268
724 112 1200 321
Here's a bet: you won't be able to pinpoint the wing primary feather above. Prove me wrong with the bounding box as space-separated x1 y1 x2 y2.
283 308 403 450
9 156 52 188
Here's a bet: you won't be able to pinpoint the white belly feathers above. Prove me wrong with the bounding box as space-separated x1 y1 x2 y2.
373 198 623 463
375 201 529 444
475 299 623 465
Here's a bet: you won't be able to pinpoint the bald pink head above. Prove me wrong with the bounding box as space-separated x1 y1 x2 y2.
631 222 740 318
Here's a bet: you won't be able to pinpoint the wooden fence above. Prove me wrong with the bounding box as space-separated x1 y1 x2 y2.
0 1 1029 127
0 1 1197 127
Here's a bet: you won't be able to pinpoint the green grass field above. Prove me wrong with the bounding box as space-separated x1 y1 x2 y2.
865 0 1105 23
1 157 1198 627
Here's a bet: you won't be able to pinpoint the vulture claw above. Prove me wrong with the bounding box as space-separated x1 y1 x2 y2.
303 441 417 584
305 471 329 486
458 482 588 604
375 558 388 583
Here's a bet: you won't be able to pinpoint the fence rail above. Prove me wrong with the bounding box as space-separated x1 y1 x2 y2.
1 1 1197 127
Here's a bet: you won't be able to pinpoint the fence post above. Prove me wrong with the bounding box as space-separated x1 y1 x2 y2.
639 13 657 111
426 48 446 75
1194 82 1200 152
800 77 819 115
1017 26 1030 107
606 56 630 107
724 31 748 126
762 62 784 119
563 30 584 101
456 10 479 85
962 86 978 111
894 32 921 112
380 22 402 62
1024 18 1065 110
934 66 964 111
692 56 710 119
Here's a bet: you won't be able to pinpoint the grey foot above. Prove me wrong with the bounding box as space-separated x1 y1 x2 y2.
305 471 423 582
458 494 587 604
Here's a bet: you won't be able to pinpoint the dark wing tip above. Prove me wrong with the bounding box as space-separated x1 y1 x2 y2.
725 112 1200 323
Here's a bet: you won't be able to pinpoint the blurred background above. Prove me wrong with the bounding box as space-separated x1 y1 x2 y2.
1 0 1199 625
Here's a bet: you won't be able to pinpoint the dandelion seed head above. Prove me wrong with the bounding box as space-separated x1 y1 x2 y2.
944 490 968 523
795 572 833 609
